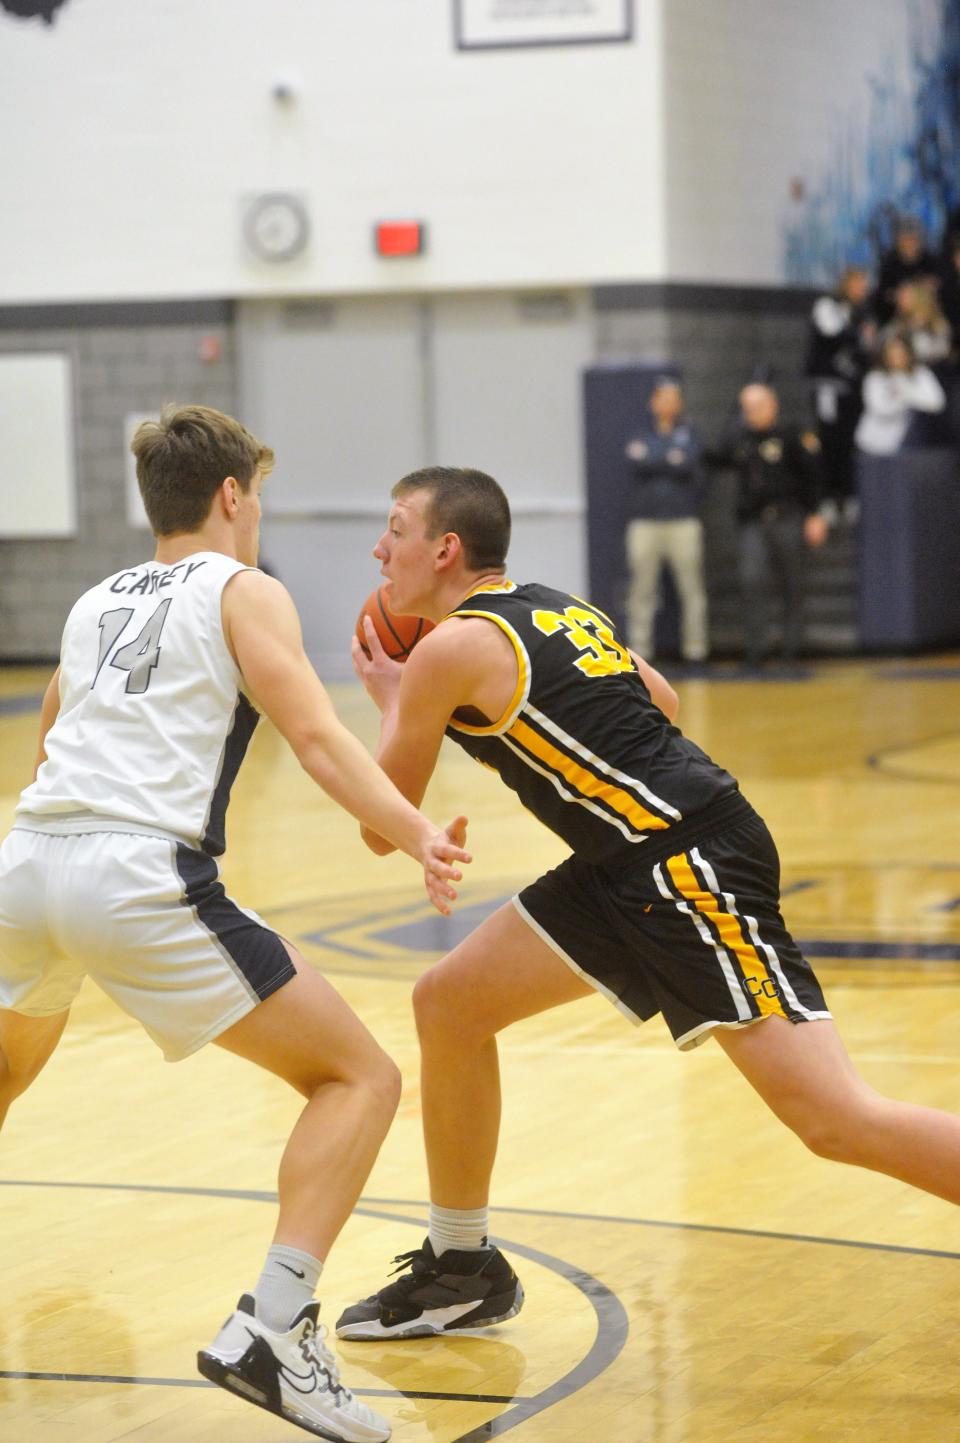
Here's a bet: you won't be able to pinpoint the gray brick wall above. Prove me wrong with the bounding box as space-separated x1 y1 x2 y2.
0 305 237 660
594 285 816 436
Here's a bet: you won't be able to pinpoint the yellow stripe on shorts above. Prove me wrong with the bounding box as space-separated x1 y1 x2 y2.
665 851 787 1018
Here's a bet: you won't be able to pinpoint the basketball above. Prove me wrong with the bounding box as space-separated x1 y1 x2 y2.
356 587 435 661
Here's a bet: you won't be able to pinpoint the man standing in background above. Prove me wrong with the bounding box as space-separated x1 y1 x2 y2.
728 384 828 670
623 379 709 668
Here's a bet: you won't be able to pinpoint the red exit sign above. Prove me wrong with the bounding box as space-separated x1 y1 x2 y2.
374 221 426 257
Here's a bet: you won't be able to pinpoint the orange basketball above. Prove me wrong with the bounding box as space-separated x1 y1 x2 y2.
356 587 435 661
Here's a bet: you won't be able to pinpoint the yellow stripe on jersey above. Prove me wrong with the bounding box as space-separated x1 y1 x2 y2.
460 579 518 599
445 609 531 736
507 717 671 834
665 852 787 1019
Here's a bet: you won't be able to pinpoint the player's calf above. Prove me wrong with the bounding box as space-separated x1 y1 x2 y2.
0 1008 69 1128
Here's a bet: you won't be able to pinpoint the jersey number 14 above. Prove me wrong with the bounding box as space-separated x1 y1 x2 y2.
93 600 172 694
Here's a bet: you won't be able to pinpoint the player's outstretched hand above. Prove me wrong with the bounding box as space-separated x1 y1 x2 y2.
421 815 471 915
351 616 403 714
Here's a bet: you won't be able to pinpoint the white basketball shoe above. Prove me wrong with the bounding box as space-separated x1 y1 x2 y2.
198 1292 391 1441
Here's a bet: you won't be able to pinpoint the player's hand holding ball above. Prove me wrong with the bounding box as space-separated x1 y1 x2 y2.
351 587 435 714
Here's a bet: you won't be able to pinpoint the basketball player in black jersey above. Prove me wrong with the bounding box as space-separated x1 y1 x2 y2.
338 465 960 1342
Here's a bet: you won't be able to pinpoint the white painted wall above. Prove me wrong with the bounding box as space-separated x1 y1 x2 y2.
240 289 592 678
661 0 931 283
1 0 664 302
1 0 940 298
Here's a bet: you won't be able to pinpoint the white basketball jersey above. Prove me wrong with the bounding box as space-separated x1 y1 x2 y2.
17 552 256 856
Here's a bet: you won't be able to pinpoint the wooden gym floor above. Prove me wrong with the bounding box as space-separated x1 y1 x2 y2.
2 656 960 1442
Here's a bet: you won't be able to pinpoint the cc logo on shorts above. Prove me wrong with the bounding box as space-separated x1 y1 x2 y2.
743 975 779 1000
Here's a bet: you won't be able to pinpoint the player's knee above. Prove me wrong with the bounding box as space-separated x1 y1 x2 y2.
336 1043 401 1121
796 1117 848 1161
788 1104 864 1163
295 1038 400 1115
412 969 446 1039
367 1049 402 1120
413 968 487 1048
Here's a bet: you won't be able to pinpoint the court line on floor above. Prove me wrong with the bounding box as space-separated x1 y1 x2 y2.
361 1197 960 1262
874 666 960 680
0 1370 518 1404
5 1177 956 1262
0 693 44 717
865 727 960 786
0 1180 629 1443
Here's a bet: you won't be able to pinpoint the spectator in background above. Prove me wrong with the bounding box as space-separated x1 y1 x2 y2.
624 379 708 665
806 265 875 519
939 236 960 359
880 279 953 367
941 203 960 258
875 217 940 324
855 335 946 456
726 384 827 670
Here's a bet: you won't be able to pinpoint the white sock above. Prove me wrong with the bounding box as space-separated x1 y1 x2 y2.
254 1244 323 1332
428 1203 489 1256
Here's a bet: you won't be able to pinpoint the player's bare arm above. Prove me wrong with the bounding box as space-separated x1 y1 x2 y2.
222 568 470 913
628 650 680 722
352 613 518 854
33 666 62 779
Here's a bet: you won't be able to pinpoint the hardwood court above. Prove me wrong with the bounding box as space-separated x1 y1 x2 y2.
2 657 960 1443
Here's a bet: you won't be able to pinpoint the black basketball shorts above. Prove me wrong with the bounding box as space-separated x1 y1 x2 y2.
514 792 830 1051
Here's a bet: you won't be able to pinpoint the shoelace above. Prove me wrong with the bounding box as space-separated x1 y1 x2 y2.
300 1320 351 1405
388 1248 432 1279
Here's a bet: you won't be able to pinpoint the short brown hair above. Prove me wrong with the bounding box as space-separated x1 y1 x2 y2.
392 466 511 571
131 404 274 536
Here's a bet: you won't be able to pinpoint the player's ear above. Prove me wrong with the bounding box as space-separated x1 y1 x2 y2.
435 532 462 570
220 476 241 518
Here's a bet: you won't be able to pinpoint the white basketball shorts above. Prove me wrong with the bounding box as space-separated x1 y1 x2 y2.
0 827 295 1061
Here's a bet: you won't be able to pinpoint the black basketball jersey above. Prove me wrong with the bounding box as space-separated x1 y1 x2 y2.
444 581 737 865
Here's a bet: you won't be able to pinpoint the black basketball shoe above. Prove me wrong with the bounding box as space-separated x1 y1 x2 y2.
335 1237 524 1341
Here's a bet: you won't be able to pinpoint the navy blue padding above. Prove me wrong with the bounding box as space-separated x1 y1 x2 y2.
582 361 682 641
858 447 960 648
175 845 294 1001
202 694 259 857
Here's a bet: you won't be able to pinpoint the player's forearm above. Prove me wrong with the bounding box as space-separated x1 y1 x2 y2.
373 703 400 765
356 707 403 853
296 722 429 861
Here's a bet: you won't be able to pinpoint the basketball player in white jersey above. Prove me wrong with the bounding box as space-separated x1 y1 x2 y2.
0 405 471 1443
